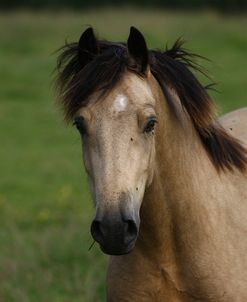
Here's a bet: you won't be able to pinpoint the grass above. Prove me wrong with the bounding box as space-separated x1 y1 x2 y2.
0 8 246 302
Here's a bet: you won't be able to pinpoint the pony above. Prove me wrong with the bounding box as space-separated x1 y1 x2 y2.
56 27 247 301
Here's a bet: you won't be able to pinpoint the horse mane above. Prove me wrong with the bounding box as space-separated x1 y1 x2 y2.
56 37 247 173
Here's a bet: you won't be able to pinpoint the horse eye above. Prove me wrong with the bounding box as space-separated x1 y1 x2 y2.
73 116 87 135
143 118 157 133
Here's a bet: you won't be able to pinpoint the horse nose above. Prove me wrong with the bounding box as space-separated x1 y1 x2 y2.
90 214 138 254
91 218 138 245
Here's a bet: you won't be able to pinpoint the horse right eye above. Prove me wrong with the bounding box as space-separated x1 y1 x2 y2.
73 116 87 135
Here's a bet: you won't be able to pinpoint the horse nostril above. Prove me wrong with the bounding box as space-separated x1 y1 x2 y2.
127 219 138 235
91 220 104 244
124 219 138 244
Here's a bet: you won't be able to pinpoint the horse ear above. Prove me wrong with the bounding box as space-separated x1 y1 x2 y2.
78 27 99 67
127 26 149 73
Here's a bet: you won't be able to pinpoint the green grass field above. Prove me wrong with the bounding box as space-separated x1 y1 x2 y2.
0 9 246 301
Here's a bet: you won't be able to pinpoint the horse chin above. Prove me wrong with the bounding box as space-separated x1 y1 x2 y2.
100 241 136 256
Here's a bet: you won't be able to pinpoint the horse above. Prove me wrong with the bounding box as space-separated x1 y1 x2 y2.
56 27 247 301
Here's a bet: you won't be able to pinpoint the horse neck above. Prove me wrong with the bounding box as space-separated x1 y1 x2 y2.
137 84 220 264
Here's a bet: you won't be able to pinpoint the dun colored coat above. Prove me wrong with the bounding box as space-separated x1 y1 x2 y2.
56 27 247 301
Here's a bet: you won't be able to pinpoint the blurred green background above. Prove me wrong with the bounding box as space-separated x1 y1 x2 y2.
0 7 246 302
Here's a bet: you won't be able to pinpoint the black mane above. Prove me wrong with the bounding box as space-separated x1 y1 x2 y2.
56 35 247 172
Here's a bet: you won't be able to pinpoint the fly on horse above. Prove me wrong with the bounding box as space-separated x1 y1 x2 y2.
56 27 247 301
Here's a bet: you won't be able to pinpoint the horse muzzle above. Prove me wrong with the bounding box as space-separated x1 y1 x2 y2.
91 209 139 255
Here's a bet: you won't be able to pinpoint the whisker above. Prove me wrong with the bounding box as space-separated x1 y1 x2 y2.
88 240 96 251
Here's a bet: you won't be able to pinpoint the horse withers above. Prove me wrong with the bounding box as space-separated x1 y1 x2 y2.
56 27 247 301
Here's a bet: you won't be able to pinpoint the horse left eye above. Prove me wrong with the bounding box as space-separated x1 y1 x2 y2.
144 118 157 133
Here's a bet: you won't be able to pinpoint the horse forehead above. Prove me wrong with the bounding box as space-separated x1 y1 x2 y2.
112 94 129 113
122 74 154 103
83 73 155 120
108 76 155 111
